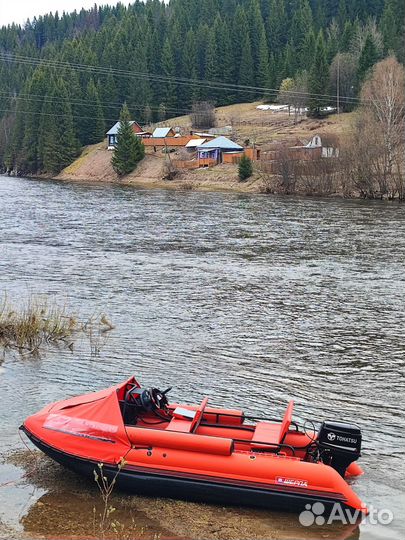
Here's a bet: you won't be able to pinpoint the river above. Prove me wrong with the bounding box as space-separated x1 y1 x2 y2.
0 176 404 540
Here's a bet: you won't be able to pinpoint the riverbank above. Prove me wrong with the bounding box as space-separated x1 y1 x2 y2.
55 144 266 193
52 104 355 196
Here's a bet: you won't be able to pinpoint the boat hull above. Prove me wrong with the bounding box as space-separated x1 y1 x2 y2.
22 426 360 516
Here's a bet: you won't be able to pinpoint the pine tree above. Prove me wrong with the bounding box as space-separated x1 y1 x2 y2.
290 0 313 66
257 24 271 95
357 34 379 84
380 1 398 53
205 27 219 98
267 0 287 52
111 103 144 177
302 29 316 72
231 7 249 93
340 21 354 52
338 0 348 29
39 78 78 174
20 67 48 172
83 78 105 145
238 155 253 181
282 42 295 79
247 0 267 87
238 34 254 102
308 31 329 117
161 38 177 111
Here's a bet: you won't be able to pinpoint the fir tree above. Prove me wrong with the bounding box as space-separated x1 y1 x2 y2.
357 34 379 84
39 78 78 174
380 1 398 53
340 21 354 52
205 27 219 97
83 78 105 145
161 38 177 111
308 31 329 117
238 154 253 181
19 67 48 172
111 103 144 177
338 0 348 29
238 34 254 102
257 24 271 94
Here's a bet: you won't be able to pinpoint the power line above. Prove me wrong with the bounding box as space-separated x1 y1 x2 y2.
0 106 131 123
0 90 196 116
0 51 364 105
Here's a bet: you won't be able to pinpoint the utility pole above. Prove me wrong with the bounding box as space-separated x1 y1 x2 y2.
337 54 340 115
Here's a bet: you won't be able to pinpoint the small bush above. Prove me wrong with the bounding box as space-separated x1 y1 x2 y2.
238 155 253 181
0 295 114 356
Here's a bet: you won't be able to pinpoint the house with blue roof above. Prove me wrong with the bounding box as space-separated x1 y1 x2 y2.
197 136 244 166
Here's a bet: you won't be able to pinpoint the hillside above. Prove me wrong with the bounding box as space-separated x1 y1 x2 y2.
57 101 354 194
1 0 404 176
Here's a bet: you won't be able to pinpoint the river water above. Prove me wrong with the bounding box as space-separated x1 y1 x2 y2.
0 176 404 540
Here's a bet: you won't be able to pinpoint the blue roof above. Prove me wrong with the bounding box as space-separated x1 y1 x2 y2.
197 136 243 151
106 121 137 135
152 127 172 138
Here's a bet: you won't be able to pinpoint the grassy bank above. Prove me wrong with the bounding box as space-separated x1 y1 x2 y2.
0 295 114 356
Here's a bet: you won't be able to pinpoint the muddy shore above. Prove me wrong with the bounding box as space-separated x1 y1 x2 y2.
3 450 360 540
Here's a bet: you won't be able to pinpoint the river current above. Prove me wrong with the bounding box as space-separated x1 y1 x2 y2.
0 176 404 539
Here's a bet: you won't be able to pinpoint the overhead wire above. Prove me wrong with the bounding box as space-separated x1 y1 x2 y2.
0 90 196 117
0 51 364 105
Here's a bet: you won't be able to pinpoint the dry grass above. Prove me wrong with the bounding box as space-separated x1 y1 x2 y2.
168 101 355 146
0 295 114 356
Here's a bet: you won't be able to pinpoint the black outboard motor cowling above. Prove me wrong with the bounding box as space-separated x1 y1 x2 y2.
318 421 362 477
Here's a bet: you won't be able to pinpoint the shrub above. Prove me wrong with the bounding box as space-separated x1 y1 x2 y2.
238 155 253 181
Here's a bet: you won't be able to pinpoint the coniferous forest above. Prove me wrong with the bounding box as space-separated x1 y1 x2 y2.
0 0 404 174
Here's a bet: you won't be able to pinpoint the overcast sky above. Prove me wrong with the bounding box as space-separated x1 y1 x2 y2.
0 1 133 27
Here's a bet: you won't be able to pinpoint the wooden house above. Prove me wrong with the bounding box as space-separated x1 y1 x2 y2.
106 121 151 149
152 127 176 138
143 135 200 150
197 136 244 167
288 134 339 160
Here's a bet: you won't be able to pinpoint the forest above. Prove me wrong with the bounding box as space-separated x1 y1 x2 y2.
0 0 404 174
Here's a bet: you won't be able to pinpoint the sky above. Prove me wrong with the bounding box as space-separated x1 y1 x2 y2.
0 1 133 27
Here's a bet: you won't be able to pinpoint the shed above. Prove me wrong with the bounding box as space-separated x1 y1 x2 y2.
185 138 207 149
152 127 175 138
306 134 339 158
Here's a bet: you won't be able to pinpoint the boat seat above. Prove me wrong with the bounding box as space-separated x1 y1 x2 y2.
166 398 209 433
166 409 195 433
251 400 294 450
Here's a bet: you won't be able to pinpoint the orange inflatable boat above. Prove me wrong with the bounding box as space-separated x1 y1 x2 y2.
21 375 367 515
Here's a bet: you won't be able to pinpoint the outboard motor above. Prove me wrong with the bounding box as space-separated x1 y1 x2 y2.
318 421 362 477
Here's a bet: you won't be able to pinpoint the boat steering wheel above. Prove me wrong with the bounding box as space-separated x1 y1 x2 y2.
146 387 172 411
126 386 172 413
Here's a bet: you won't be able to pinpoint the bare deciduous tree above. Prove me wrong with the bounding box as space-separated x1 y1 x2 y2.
361 56 405 178
341 57 405 200
330 53 358 112
350 19 383 59
190 101 216 129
